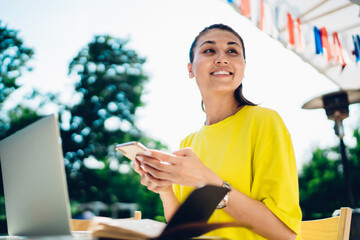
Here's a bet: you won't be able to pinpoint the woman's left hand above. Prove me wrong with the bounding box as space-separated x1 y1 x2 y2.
136 147 222 187
133 157 173 194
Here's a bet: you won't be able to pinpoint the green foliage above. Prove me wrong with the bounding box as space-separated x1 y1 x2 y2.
299 128 360 220
0 21 37 141
0 106 41 137
0 31 166 223
0 22 36 227
61 34 165 218
0 21 34 106
62 35 148 166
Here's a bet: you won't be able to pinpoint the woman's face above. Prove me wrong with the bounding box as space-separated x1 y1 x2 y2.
188 29 246 97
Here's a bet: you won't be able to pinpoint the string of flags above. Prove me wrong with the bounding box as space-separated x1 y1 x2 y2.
226 0 360 71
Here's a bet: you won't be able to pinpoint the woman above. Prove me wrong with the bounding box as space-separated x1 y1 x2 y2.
134 24 302 240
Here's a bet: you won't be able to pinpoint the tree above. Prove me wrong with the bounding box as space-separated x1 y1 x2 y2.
0 20 36 233
299 127 360 220
0 30 166 221
0 20 36 178
0 21 35 136
61 35 166 218
0 21 34 108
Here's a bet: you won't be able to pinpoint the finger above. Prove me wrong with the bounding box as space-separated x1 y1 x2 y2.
140 173 169 192
140 173 150 186
172 147 193 157
140 149 179 165
140 160 173 180
133 159 146 175
138 156 173 174
144 172 171 186
133 160 141 173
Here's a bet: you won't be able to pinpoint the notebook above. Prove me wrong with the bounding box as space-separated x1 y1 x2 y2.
0 114 72 236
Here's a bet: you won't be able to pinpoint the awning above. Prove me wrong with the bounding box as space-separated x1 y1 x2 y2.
226 0 360 90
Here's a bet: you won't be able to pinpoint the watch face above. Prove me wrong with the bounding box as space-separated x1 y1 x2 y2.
216 193 229 209
223 194 229 204
217 181 231 209
216 201 225 209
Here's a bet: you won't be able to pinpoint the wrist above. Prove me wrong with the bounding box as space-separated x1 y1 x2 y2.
201 167 223 186
216 181 232 209
159 186 174 197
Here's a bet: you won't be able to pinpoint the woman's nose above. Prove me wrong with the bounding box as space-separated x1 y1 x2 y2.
215 54 228 64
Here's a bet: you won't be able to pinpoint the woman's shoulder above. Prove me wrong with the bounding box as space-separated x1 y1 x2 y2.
242 105 287 130
242 105 281 119
180 131 197 148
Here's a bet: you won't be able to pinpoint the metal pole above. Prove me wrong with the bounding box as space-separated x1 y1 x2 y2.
335 120 355 207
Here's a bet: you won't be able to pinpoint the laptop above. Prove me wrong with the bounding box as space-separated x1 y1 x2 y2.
0 114 73 236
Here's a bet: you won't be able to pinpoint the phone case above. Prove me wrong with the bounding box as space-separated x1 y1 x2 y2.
115 141 148 161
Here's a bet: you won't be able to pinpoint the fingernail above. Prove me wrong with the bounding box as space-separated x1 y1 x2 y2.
143 151 152 156
136 156 144 161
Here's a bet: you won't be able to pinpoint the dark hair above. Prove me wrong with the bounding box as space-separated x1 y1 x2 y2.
189 23 246 64
190 23 256 109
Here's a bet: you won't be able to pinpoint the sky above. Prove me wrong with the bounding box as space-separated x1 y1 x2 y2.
1 0 359 169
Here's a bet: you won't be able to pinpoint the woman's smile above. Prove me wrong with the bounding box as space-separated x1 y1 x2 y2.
210 69 233 76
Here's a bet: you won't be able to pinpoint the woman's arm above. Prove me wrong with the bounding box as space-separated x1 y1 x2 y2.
159 191 180 222
225 188 296 240
137 148 297 240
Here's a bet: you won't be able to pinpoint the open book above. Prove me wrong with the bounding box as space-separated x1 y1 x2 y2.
90 185 239 240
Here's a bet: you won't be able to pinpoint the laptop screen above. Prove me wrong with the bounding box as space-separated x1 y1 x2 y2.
0 114 72 236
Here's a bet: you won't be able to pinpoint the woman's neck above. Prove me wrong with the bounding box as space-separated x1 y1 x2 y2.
203 95 241 126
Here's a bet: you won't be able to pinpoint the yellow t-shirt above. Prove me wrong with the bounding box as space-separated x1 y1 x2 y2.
173 105 302 240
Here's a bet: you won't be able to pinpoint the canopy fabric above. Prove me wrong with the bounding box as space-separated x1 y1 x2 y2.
226 0 360 90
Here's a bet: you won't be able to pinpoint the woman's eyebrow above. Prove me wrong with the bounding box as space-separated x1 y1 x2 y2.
200 40 215 47
200 40 241 47
228 41 241 47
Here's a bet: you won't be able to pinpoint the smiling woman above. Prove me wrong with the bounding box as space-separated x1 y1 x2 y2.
187 24 255 118
132 23 302 240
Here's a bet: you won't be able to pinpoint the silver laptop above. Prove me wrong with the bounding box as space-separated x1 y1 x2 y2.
0 114 72 236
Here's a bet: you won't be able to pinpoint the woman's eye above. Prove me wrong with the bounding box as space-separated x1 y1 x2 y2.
228 49 238 54
203 49 215 53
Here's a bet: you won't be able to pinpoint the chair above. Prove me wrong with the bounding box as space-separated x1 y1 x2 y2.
301 207 352 240
71 210 142 231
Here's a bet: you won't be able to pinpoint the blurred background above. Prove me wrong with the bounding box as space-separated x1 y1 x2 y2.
0 0 359 234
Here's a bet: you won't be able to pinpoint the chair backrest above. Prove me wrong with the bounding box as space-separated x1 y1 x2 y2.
301 207 352 240
71 210 142 231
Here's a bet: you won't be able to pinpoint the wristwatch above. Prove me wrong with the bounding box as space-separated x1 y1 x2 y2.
216 181 232 209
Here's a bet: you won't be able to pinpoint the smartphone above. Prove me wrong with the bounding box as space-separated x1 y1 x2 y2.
115 141 148 161
116 141 172 165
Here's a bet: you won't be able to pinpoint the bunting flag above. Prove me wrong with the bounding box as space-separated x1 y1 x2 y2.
354 35 360 63
287 13 295 46
332 32 346 69
357 35 360 63
274 6 280 40
226 0 359 69
240 0 251 18
314 27 323 54
259 0 264 30
274 7 279 31
320 27 332 61
263 2 276 38
296 18 303 51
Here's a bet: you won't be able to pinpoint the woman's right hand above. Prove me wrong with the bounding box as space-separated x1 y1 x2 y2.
133 157 173 194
